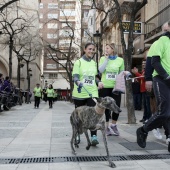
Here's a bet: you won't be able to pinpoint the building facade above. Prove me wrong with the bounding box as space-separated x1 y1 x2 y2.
39 0 81 90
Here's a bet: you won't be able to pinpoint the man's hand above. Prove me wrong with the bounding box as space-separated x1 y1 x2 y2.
145 81 153 92
98 82 104 89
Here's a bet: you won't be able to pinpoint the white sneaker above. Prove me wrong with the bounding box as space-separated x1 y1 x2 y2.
106 127 115 136
166 138 170 145
152 128 162 139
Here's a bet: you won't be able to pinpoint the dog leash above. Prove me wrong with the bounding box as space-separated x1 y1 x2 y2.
77 83 97 103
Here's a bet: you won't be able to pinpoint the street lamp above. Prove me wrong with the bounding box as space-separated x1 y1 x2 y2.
41 74 45 88
93 30 101 70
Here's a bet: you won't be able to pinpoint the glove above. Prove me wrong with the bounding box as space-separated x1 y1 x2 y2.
77 83 83 93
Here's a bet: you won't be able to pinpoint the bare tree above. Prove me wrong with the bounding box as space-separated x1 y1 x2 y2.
0 0 19 12
112 0 148 123
42 7 81 96
92 0 116 57
0 7 35 79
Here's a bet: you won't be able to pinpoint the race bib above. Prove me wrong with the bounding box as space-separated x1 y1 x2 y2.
106 72 117 80
83 76 94 86
48 93 53 97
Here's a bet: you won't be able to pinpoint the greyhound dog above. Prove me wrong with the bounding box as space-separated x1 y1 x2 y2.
70 96 121 168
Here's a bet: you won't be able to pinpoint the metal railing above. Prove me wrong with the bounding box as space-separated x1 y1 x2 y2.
144 4 170 40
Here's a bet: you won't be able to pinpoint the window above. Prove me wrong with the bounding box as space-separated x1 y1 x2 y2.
90 18 93 25
61 23 73 28
60 10 76 16
50 44 57 48
49 73 58 79
47 53 57 59
39 3 43 8
39 13 43 19
48 3 58 9
47 34 57 39
47 23 58 29
46 64 57 69
59 29 73 37
48 14 58 19
59 40 70 47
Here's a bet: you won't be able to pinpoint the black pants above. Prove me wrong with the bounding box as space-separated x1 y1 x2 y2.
144 76 170 138
142 92 152 120
99 88 121 122
48 97 53 108
74 98 97 137
34 96 41 108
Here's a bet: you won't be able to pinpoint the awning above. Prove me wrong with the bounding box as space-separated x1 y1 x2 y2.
52 78 70 90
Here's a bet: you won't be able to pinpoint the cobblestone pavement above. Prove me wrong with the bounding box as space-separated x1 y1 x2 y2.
0 101 170 170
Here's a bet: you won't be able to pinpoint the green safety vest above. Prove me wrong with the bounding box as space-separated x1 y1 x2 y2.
46 88 54 98
34 87 42 97
72 58 98 98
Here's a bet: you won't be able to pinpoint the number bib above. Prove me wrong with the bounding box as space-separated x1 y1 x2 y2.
83 76 94 86
106 72 117 80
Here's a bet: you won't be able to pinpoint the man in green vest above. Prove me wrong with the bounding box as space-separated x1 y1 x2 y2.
33 83 42 108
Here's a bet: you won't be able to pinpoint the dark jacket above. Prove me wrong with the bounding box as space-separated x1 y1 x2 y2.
1 80 11 93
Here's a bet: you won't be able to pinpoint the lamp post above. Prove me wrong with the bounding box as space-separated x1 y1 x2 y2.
93 30 101 71
41 74 44 88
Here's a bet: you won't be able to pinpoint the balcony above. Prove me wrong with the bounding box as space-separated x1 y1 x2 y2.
144 4 170 43
120 0 142 5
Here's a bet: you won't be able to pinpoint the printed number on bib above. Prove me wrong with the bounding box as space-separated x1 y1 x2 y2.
106 73 116 80
83 76 94 86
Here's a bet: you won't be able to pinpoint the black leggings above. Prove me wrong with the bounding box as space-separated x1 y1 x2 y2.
74 98 97 137
34 96 41 107
48 97 53 107
99 88 121 122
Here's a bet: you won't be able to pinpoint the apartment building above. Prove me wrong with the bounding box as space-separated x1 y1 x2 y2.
0 0 41 90
90 0 170 70
39 0 81 90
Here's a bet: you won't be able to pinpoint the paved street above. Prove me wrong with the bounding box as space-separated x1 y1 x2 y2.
0 101 170 170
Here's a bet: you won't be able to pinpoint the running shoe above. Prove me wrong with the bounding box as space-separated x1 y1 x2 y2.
91 135 99 146
110 124 120 136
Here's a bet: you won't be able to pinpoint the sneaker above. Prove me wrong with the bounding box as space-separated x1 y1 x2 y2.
166 138 170 145
136 127 148 148
166 138 170 152
110 124 120 136
139 119 144 122
91 135 99 146
106 127 114 136
152 129 162 139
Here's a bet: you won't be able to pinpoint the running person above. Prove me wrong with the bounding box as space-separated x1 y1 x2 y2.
72 42 103 146
136 21 170 152
99 43 124 136
46 84 54 108
33 83 42 109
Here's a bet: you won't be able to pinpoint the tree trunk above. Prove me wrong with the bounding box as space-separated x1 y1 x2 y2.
124 50 136 124
17 57 21 89
9 36 13 79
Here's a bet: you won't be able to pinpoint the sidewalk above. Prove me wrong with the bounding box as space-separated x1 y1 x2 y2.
0 101 170 170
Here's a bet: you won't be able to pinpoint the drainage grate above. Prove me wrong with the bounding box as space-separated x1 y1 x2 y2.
0 154 170 164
